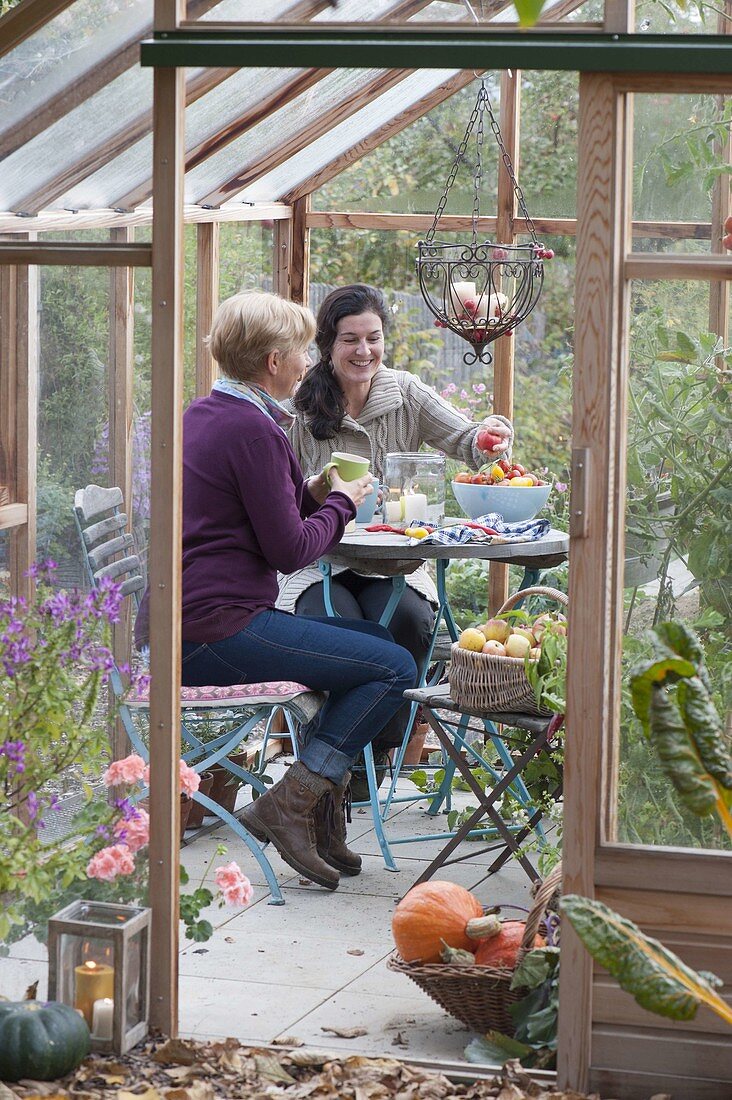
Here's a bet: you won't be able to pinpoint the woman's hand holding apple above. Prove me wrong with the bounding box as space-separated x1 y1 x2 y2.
476 416 511 454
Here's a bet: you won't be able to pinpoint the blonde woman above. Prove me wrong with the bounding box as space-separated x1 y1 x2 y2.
158 291 416 890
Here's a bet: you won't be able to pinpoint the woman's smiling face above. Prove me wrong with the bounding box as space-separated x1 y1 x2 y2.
330 311 385 390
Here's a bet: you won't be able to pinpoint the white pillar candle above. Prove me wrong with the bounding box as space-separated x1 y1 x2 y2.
91 997 114 1040
402 494 428 524
385 499 403 523
475 289 508 321
449 280 477 319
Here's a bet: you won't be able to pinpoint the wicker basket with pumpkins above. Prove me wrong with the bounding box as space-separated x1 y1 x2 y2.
448 586 568 716
387 865 562 1035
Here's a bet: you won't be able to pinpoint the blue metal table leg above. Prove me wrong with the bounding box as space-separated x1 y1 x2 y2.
318 559 338 618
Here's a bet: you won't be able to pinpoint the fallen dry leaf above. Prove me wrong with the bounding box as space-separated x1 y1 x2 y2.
320 1026 368 1038
151 1039 200 1066
347 948 365 956
164 1083 215 1100
270 1036 304 1047
23 981 38 1001
251 1053 296 1084
117 1089 161 1100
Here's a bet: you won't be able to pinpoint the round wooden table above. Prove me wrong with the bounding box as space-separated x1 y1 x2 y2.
317 524 569 871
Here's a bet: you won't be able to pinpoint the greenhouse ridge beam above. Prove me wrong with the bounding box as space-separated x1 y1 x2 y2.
140 31 732 73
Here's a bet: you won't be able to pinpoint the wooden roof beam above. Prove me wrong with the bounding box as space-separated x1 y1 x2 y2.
15 66 337 216
111 0 439 212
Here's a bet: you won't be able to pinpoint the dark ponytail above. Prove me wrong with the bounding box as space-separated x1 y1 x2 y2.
293 284 389 440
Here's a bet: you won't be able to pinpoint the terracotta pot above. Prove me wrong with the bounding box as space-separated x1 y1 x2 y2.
396 723 429 767
179 794 193 839
186 771 214 829
208 751 247 816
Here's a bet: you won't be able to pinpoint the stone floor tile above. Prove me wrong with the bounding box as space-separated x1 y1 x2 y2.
180 927 385 988
276 986 471 1062
178 974 332 1042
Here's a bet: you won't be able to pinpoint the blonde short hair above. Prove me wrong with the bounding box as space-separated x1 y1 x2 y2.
207 291 316 382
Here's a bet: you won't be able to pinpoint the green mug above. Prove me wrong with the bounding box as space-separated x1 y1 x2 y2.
322 451 370 483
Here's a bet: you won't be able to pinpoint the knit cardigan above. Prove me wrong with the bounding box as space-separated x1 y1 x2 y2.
276 365 513 613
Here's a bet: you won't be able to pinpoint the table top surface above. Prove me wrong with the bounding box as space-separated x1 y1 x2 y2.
323 524 569 563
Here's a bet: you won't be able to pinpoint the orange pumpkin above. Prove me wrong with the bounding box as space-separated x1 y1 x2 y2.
391 881 497 963
473 919 545 969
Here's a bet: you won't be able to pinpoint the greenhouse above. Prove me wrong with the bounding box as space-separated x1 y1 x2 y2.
0 0 730 1097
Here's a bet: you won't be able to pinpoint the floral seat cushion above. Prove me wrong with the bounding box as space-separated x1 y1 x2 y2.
127 680 318 708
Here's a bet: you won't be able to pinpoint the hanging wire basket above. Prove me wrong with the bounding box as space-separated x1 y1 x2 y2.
416 80 553 366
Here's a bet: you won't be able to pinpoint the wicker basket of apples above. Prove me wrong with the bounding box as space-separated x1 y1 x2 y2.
449 586 568 715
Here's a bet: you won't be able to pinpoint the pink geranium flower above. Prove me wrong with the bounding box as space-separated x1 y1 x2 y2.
113 807 150 853
103 753 147 787
87 844 136 881
214 861 253 907
141 759 201 797
179 760 201 797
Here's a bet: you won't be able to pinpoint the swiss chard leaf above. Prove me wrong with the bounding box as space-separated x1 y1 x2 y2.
560 895 732 1026
464 1032 534 1066
630 623 732 835
510 946 560 991
647 686 719 817
676 677 732 790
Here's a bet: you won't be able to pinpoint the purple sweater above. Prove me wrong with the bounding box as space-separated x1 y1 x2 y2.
135 391 355 646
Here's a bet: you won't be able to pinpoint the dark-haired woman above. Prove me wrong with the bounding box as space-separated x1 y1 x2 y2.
278 284 513 778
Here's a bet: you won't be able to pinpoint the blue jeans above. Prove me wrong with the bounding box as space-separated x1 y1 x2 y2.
181 609 417 784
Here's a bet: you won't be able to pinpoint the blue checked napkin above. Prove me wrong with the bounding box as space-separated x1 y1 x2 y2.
407 514 551 546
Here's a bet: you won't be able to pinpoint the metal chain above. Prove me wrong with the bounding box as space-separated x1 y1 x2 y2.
425 80 539 246
424 87 484 244
472 96 484 247
480 83 539 244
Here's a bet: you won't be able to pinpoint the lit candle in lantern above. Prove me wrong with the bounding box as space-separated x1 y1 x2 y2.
92 997 115 1040
475 289 508 322
449 280 477 320
74 960 114 1027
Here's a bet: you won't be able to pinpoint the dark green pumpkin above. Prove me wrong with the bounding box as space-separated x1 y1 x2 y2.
0 1001 90 1082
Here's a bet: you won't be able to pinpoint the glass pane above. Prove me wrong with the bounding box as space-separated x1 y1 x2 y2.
631 92 730 252
314 78 497 215
618 277 731 850
0 66 153 211
218 220 274 299
0 0 150 136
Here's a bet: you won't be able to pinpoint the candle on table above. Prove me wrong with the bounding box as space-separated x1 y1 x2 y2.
402 493 428 524
91 997 115 1040
449 280 477 320
385 499 403 523
74 960 114 1027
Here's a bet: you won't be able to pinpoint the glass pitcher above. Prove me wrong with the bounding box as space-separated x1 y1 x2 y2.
383 452 446 526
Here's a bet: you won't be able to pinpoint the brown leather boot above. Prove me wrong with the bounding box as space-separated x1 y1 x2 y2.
240 761 340 890
315 772 362 877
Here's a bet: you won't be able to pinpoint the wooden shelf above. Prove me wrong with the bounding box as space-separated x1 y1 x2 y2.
0 503 28 531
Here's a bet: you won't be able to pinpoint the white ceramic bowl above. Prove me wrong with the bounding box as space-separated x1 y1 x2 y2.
452 480 552 523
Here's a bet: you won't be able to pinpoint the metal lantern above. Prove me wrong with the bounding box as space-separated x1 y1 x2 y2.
47 900 150 1054
416 80 552 366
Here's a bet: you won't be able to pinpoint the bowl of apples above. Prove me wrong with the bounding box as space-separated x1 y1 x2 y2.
452 459 551 523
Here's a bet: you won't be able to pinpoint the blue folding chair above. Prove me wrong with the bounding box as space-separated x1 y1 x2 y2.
74 484 324 904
